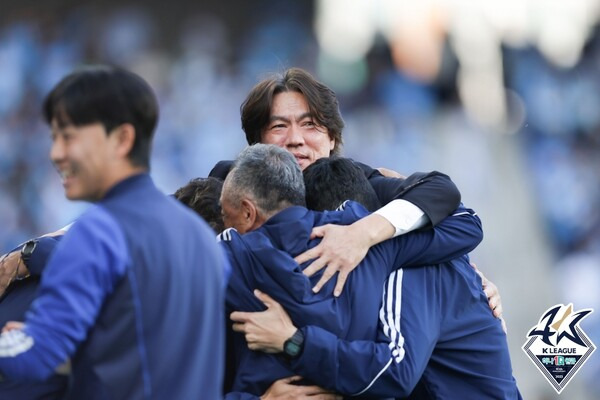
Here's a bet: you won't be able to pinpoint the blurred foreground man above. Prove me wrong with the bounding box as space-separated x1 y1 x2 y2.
0 66 226 400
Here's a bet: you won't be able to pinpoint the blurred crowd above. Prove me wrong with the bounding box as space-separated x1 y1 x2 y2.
0 3 599 395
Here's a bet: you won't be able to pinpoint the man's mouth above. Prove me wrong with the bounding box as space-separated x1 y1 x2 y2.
292 153 309 162
57 168 75 184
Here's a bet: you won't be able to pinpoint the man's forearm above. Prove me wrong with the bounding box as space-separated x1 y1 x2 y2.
346 213 396 248
369 171 461 227
288 325 430 398
374 199 429 237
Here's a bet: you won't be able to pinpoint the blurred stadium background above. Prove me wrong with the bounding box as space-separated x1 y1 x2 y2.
1 1 599 398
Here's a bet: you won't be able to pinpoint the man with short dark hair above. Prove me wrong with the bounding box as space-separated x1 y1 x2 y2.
303 156 381 212
0 66 226 400
174 177 225 233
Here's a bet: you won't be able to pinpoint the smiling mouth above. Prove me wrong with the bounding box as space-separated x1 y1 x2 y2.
55 166 75 184
293 154 309 162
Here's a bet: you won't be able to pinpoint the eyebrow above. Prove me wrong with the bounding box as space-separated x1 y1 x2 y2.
268 112 313 123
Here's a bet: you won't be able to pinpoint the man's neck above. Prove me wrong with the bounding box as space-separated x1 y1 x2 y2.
252 203 297 231
96 164 148 201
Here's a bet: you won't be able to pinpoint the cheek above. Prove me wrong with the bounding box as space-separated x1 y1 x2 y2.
261 132 285 146
309 136 333 158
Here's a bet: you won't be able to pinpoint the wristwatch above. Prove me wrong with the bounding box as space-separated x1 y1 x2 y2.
283 329 305 359
20 239 38 269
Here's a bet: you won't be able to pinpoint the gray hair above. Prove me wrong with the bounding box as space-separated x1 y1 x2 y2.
226 144 306 214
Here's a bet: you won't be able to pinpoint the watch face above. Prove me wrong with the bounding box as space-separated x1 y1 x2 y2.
22 240 37 257
285 341 301 357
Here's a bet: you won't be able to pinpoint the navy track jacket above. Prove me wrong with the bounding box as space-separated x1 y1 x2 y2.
221 201 518 399
0 174 227 400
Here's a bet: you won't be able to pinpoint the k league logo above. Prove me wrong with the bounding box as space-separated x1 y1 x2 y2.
522 304 596 394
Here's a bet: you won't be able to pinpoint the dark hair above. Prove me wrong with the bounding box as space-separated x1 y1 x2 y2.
43 65 159 169
303 157 381 212
174 177 225 234
241 68 344 154
227 144 306 213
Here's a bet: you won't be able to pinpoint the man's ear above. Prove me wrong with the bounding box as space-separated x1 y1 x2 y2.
239 198 258 232
111 123 136 159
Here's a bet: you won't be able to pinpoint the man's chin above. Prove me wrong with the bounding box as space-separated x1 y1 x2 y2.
64 189 86 201
297 158 312 170
65 192 81 201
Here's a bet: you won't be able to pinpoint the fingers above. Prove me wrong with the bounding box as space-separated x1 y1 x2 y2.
302 388 342 399
484 286 500 316
302 257 328 278
482 278 503 318
294 247 318 267
296 385 337 396
311 264 338 294
311 395 342 400
230 311 251 323
282 375 303 384
333 269 349 297
2 321 24 333
376 167 406 179
231 322 246 333
308 226 326 240
492 301 503 319
247 342 260 351
254 289 277 309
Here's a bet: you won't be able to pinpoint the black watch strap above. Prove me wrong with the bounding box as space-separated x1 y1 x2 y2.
283 329 304 359
21 239 38 268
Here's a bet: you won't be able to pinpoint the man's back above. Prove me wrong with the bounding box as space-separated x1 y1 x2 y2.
400 256 518 399
222 201 485 396
292 255 520 399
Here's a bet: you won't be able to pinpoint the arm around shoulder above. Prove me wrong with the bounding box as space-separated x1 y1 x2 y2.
368 171 461 227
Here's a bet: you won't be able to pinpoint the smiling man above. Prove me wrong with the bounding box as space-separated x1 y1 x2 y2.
0 66 226 400
260 90 336 170
210 68 463 297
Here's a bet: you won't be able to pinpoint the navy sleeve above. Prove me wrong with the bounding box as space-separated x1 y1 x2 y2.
356 161 461 227
0 207 129 381
224 392 260 400
380 204 482 272
290 269 439 397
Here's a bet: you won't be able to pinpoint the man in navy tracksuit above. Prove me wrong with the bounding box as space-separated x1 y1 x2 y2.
0 66 226 399
221 146 520 399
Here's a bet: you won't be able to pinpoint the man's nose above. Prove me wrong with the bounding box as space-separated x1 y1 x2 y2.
285 124 305 147
49 139 64 163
